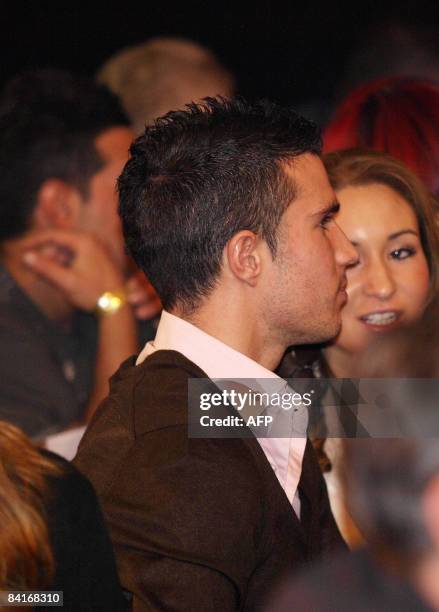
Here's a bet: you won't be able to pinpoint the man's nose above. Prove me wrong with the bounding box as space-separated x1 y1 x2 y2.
330 222 358 268
361 260 396 300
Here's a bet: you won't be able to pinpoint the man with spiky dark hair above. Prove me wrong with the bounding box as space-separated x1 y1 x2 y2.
0 69 158 439
76 98 357 610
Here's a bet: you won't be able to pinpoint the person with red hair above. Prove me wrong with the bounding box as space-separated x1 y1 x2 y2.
324 78 439 198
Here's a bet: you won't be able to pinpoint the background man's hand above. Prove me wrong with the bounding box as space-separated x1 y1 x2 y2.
126 270 162 320
21 229 126 311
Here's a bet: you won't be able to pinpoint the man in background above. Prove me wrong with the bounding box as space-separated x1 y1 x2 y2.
98 36 235 133
0 69 157 438
269 434 439 611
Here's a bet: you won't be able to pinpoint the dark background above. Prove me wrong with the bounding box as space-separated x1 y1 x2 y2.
2 1 439 120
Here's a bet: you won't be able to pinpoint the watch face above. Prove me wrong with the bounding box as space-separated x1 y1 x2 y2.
96 290 126 315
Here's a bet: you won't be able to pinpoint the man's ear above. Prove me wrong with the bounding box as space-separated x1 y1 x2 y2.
224 230 264 287
33 179 83 230
422 473 439 551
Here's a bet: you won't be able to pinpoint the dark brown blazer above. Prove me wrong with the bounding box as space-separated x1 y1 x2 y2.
74 350 345 611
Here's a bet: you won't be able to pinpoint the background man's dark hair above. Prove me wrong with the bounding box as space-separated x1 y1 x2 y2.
346 436 439 568
0 69 130 241
118 97 321 312
346 304 439 565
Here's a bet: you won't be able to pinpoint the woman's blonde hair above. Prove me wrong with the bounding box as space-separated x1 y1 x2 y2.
0 421 62 589
324 148 439 301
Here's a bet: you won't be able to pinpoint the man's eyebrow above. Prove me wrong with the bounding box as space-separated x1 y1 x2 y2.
388 229 419 240
314 200 340 216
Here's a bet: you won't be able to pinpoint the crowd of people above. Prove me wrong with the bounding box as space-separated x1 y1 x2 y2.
0 33 438 611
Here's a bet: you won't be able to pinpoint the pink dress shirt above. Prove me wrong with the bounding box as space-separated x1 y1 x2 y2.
137 310 307 515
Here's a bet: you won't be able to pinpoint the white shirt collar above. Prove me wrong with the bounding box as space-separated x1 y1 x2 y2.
137 310 282 382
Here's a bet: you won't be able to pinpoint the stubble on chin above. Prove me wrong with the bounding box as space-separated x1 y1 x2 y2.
310 310 342 346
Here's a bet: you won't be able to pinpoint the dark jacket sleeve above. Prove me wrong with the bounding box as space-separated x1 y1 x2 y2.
43 452 126 611
0 327 82 439
105 434 266 611
75 418 272 612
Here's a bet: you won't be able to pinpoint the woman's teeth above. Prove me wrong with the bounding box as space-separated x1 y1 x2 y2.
361 312 398 325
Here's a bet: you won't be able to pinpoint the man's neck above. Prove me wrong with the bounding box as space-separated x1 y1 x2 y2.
172 295 285 372
2 249 74 324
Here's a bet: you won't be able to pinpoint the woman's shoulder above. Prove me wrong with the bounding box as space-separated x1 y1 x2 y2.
39 451 126 610
39 449 94 498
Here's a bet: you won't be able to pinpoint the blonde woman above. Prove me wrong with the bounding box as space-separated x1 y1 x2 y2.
0 421 124 610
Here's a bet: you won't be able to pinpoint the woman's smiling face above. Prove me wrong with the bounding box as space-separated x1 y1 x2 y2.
332 182 430 355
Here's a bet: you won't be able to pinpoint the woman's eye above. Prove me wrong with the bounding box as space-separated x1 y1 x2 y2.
390 247 416 260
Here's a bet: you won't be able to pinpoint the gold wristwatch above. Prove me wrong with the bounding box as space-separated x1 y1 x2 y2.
95 289 127 316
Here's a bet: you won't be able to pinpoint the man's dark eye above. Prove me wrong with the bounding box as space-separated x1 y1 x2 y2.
320 213 333 230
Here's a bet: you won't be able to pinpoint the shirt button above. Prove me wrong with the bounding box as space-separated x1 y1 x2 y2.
63 360 76 382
